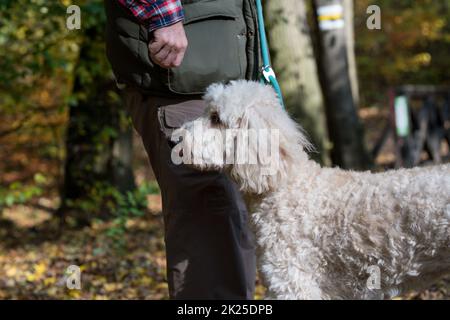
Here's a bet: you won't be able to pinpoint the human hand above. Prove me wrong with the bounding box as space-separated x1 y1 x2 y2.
149 21 188 69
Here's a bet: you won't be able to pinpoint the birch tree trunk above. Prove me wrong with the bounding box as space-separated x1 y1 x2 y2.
264 0 330 164
344 0 359 107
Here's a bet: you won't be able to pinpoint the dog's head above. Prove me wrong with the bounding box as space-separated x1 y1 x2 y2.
171 80 312 194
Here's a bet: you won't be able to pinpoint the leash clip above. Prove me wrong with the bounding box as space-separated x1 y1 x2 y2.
262 65 276 83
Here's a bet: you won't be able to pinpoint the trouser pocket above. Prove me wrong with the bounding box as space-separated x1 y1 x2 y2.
157 100 208 140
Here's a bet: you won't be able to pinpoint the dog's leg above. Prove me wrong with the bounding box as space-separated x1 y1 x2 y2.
261 268 325 300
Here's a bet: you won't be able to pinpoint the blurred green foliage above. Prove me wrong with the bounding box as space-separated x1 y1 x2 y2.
0 1 146 230
102 182 160 253
355 0 450 106
0 174 46 209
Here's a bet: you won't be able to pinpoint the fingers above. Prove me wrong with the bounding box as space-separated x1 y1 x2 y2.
149 38 165 56
172 49 185 67
150 41 186 68
153 43 171 63
164 51 179 68
149 21 188 69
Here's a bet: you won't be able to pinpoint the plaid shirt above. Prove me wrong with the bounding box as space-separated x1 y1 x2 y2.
118 0 184 32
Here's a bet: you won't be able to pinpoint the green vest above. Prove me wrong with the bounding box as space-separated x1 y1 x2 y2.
104 0 260 97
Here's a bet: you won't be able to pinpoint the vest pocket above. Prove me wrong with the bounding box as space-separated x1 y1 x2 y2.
167 1 247 95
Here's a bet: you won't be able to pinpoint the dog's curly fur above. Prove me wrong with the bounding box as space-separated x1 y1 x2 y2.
176 80 450 299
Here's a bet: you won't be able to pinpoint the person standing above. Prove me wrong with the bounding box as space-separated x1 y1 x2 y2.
104 0 261 299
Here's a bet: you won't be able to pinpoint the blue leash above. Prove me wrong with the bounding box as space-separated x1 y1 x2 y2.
255 0 285 109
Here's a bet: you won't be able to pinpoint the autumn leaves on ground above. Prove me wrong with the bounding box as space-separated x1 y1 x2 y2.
0 191 169 300
0 180 268 300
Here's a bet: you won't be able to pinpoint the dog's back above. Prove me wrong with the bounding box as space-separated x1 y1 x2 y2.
256 162 450 299
300 163 450 299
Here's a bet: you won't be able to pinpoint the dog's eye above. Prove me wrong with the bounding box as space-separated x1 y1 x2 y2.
210 112 221 125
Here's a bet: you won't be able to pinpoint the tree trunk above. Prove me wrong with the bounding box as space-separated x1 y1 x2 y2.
311 0 371 169
60 25 135 226
343 0 359 107
113 124 136 194
264 0 330 165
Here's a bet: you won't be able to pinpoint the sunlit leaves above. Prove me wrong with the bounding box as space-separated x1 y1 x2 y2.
0 0 110 213
355 0 449 106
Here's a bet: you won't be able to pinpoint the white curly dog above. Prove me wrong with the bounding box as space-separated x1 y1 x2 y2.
172 80 450 300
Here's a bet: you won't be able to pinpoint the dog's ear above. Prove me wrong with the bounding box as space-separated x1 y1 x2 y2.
230 94 312 194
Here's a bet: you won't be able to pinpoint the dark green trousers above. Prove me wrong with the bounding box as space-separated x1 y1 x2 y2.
124 89 256 299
